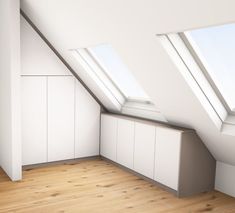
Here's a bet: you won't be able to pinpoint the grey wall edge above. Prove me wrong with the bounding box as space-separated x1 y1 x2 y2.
178 131 216 197
20 9 108 112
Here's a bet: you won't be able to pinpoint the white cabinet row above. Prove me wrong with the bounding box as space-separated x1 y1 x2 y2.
101 114 180 190
100 114 215 196
21 76 100 165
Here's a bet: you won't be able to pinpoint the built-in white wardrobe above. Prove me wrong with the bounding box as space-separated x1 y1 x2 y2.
100 113 216 197
21 16 100 166
21 76 100 166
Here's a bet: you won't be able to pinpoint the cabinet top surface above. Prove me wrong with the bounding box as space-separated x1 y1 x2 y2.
102 113 194 133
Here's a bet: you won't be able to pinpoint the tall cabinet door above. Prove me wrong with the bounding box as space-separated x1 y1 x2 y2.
117 118 135 169
134 122 156 179
100 114 118 161
75 81 100 158
154 127 181 190
48 76 75 162
21 76 47 165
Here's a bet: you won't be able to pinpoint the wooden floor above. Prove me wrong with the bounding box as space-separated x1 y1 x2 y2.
0 159 235 213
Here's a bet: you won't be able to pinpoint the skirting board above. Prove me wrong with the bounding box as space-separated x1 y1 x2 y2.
22 156 100 170
215 161 235 198
100 156 178 197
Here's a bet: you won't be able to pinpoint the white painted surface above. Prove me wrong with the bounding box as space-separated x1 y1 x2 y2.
21 16 71 76
21 77 47 165
134 122 156 179
100 114 117 162
215 161 235 198
155 127 181 190
117 118 135 169
0 0 22 180
75 81 100 157
48 76 75 161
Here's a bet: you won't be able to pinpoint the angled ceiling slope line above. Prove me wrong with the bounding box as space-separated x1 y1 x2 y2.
20 9 108 112
21 9 168 125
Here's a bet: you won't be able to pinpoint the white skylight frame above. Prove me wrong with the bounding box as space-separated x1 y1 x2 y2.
86 44 151 103
70 44 160 117
181 32 235 115
157 27 235 133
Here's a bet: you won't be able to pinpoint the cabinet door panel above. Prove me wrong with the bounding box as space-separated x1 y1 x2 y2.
100 115 117 161
21 76 47 165
48 76 75 161
155 127 181 190
75 81 100 158
117 118 135 169
134 122 155 179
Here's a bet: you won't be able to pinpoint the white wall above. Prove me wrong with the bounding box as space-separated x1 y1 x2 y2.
215 162 235 197
21 17 71 76
0 0 22 180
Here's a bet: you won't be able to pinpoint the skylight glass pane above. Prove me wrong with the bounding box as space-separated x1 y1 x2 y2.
87 44 149 101
187 24 235 110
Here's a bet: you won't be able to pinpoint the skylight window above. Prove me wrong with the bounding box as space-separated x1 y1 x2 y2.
71 44 164 121
158 22 235 128
72 44 151 106
185 24 235 111
86 44 149 101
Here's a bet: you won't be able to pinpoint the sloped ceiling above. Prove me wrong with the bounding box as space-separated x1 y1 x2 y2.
21 0 235 165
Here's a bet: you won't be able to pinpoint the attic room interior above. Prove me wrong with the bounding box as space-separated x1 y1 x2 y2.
1 0 235 212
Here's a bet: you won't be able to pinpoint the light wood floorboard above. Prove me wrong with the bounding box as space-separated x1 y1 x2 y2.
0 159 234 213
